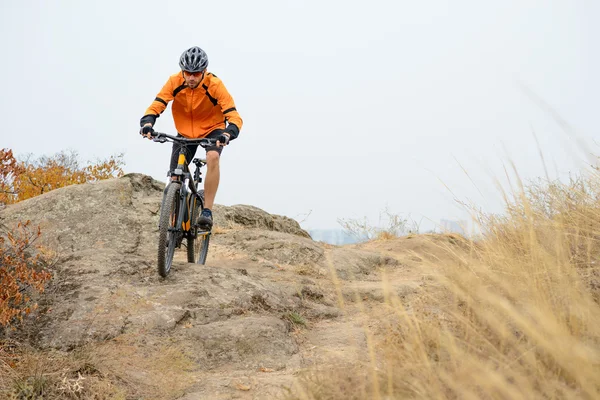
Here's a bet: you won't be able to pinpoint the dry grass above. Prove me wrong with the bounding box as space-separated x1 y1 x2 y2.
288 171 600 399
0 334 197 399
212 225 235 235
375 231 397 241
294 263 323 277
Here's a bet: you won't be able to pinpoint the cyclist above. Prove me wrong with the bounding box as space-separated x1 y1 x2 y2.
139 46 243 229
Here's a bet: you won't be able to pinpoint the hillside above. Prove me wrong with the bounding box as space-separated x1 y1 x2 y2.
3 172 597 399
0 173 443 399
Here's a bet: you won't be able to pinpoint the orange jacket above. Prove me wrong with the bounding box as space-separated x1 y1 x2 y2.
140 72 243 139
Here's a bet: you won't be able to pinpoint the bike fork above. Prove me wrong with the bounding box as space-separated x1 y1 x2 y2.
174 190 187 245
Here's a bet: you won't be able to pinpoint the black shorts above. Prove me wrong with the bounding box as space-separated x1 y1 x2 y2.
168 129 224 174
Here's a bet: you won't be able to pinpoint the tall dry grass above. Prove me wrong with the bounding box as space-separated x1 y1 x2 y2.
289 170 600 399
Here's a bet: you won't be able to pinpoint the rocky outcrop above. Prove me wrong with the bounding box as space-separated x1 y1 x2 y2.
0 173 418 399
214 204 311 238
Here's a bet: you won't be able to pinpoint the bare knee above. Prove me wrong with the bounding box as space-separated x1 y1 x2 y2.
206 151 220 167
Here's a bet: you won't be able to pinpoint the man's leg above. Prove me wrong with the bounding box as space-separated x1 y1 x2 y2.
197 130 224 228
203 150 220 210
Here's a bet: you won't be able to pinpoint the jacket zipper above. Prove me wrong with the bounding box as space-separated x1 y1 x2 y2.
190 88 194 137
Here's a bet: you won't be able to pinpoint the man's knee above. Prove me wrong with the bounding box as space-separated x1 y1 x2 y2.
206 150 220 165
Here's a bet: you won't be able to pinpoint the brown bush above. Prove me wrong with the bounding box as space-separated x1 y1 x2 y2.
0 221 52 328
0 148 124 205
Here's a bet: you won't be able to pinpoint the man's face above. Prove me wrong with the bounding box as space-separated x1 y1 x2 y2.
182 70 205 89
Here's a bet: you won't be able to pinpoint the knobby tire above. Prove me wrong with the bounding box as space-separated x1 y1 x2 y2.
196 232 210 265
158 183 181 277
187 190 203 263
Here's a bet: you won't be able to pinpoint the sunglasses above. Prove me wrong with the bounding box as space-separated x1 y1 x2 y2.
183 70 204 77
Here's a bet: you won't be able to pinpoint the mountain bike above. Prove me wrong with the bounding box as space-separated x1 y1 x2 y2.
148 131 217 277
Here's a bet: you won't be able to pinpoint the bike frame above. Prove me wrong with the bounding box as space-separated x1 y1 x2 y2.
154 132 216 242
169 152 204 240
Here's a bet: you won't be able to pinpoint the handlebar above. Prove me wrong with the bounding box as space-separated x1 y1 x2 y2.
145 131 219 147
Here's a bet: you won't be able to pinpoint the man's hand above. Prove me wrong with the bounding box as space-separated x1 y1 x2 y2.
216 132 231 147
140 123 154 139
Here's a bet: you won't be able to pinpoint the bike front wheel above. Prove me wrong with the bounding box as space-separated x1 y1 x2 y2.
195 231 211 265
187 189 204 263
158 183 181 277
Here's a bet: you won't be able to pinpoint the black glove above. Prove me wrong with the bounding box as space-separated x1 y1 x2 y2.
215 133 230 145
140 124 154 136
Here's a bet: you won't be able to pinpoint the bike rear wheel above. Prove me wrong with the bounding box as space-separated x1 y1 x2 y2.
158 183 181 277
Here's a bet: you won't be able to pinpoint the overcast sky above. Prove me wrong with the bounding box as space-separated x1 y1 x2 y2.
1 0 598 231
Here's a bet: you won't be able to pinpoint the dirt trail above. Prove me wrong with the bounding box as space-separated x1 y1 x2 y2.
155 244 425 399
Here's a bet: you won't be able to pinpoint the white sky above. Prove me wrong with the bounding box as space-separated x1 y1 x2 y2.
1 0 598 231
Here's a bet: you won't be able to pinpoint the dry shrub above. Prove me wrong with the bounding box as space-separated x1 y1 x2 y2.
0 148 124 205
0 334 196 399
338 207 420 242
88 335 196 399
0 340 126 399
375 231 397 241
0 221 52 329
289 171 600 399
